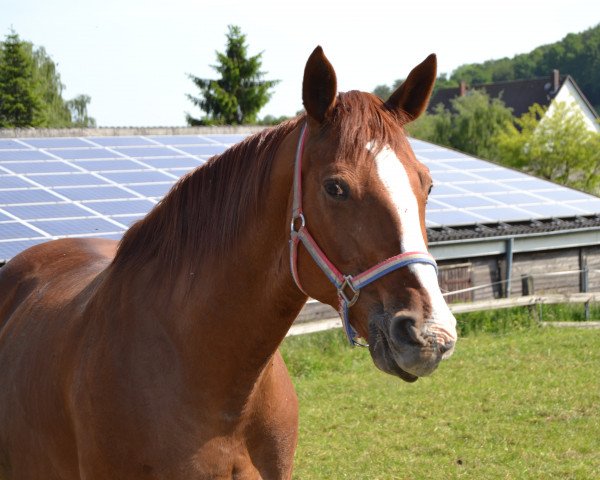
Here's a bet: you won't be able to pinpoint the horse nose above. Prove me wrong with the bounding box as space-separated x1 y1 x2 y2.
438 339 455 357
389 312 429 348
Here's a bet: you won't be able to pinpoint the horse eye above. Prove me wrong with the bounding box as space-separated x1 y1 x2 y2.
324 179 349 199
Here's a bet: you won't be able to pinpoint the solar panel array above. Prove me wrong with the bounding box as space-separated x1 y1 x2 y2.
1 134 600 261
411 139 600 227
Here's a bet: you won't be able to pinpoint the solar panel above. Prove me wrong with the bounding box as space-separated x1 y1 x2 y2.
24 138 91 148
4 203 91 220
89 137 155 147
1 133 599 262
29 218 124 236
0 176 32 189
113 146 180 158
54 186 134 201
101 171 175 184
3 161 80 174
0 150 53 161
0 189 58 204
0 222 41 240
416 144 600 227
0 139 23 149
73 159 144 171
84 199 155 216
28 173 106 188
51 148 118 160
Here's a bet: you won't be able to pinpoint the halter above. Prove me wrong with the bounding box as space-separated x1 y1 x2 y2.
289 123 438 346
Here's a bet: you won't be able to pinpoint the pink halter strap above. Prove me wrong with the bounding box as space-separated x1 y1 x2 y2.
289 123 438 346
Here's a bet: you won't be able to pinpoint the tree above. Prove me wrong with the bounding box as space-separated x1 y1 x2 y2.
0 30 42 127
446 24 600 112
186 25 279 125
373 74 457 103
257 114 291 126
0 30 96 128
495 102 600 194
66 94 96 127
372 84 392 101
30 45 72 127
407 89 514 160
372 79 403 101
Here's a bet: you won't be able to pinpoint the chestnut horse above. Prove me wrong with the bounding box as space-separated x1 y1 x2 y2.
0 47 456 479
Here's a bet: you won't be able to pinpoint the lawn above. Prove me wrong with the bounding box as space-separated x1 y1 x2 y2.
280 326 600 479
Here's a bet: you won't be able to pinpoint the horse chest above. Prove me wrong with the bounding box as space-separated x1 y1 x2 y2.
188 364 298 479
189 439 264 479
70 356 297 479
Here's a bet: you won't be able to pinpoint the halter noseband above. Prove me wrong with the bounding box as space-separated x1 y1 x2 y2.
289 123 438 346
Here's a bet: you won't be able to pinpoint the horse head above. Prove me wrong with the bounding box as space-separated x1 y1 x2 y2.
291 47 457 382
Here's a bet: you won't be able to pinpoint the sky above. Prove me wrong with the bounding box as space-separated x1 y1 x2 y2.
1 0 598 127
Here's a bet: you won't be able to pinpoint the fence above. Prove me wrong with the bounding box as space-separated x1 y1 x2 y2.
441 267 600 320
291 267 600 334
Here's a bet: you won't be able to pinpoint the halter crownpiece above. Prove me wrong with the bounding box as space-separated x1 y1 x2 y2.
289 123 438 346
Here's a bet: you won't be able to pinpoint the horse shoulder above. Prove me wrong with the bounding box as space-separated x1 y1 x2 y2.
0 237 117 479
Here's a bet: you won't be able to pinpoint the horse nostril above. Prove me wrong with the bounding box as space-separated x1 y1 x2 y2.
389 313 427 347
439 340 455 357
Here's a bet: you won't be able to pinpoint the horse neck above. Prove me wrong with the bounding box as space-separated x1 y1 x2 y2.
105 124 306 394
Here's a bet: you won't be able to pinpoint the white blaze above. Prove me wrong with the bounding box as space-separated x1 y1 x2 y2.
371 144 457 347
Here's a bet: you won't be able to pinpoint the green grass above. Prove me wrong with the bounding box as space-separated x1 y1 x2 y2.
455 303 600 336
281 326 600 479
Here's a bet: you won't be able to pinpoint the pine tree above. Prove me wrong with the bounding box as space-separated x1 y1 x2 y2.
0 31 42 128
186 25 279 125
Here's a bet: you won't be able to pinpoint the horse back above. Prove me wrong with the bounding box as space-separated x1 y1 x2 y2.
0 237 116 328
0 237 117 478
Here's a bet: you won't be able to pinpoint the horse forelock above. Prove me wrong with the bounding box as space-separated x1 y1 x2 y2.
330 91 412 162
113 117 304 276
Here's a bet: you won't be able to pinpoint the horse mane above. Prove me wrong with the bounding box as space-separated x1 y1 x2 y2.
112 91 410 277
113 116 304 275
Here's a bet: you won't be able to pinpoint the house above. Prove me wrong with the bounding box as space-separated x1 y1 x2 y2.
428 71 600 133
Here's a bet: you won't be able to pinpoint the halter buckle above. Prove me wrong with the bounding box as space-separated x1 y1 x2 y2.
338 275 360 307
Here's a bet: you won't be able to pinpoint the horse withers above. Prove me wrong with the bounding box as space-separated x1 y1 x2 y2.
0 47 456 479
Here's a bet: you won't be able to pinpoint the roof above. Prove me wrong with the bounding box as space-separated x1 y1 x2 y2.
0 128 599 262
428 73 599 120
427 214 600 243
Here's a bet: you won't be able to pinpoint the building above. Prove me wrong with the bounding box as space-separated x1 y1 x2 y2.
429 71 600 133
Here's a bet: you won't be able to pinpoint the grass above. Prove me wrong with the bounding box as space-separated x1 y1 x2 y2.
455 303 600 336
281 325 600 479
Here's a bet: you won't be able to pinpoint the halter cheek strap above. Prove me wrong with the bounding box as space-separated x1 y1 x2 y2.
289 123 438 346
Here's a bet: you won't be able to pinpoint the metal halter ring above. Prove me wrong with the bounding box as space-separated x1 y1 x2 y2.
338 275 360 307
290 213 306 234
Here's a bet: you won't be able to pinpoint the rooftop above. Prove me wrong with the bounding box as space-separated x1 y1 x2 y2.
0 128 599 261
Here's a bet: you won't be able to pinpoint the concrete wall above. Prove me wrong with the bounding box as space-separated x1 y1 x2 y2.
0 126 265 138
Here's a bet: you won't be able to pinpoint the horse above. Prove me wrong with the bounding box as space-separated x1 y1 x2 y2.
0 47 456 479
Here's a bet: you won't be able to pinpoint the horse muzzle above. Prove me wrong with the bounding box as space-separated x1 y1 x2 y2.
368 310 456 382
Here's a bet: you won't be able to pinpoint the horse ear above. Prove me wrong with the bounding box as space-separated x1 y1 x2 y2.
303 46 337 123
386 54 437 122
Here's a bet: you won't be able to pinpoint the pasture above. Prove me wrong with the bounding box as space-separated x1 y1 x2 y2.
281 324 600 479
